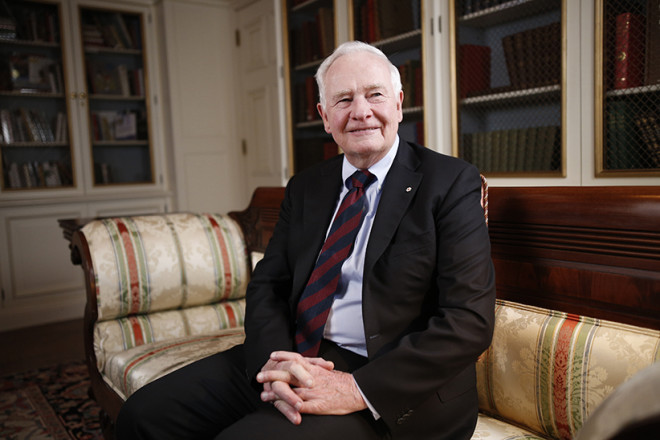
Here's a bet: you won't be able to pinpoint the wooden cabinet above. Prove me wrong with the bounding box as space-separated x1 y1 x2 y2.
595 0 660 176
282 0 425 174
283 0 337 174
0 0 165 195
450 0 564 177
0 0 75 191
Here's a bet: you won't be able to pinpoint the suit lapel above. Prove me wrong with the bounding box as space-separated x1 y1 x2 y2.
364 140 422 273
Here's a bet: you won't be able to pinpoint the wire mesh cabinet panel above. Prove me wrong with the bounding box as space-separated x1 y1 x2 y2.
596 0 660 176
451 0 564 177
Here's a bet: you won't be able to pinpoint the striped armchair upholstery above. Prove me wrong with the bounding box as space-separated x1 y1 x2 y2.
472 300 660 439
80 213 250 400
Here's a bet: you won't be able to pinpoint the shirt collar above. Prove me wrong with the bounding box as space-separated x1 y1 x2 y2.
342 135 399 191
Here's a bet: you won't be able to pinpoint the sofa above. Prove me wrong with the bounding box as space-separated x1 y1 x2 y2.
63 185 660 440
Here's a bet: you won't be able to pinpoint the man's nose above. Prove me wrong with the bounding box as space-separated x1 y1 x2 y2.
350 96 372 119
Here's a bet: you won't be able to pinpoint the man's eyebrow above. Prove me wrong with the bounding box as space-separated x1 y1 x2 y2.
331 84 387 101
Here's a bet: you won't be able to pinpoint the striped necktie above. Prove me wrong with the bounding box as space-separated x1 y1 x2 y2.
295 169 376 357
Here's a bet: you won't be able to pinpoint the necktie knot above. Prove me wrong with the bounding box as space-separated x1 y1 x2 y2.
348 169 376 190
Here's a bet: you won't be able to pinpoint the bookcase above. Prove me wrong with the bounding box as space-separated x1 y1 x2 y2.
351 0 425 147
0 0 155 192
0 0 72 190
79 6 151 185
450 0 564 176
283 0 424 174
595 0 660 176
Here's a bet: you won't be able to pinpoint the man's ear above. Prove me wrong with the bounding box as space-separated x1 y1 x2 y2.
317 103 331 133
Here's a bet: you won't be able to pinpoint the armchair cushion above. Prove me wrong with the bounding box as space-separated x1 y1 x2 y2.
477 300 660 439
82 213 249 321
103 329 245 399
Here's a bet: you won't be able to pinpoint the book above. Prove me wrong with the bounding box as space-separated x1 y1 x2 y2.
635 114 660 167
378 0 415 40
613 13 645 89
646 0 660 86
608 100 643 169
459 44 490 98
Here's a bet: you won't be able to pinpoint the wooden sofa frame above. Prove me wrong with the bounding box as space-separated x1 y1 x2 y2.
63 185 660 437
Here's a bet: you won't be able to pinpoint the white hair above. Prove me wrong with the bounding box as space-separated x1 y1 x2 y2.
315 41 402 109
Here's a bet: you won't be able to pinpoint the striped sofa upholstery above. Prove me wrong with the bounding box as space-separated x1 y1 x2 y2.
472 299 660 440
81 213 250 400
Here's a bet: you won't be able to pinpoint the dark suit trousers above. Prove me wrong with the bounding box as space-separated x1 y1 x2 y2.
115 341 389 440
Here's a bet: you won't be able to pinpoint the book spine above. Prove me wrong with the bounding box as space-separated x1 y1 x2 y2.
614 13 645 89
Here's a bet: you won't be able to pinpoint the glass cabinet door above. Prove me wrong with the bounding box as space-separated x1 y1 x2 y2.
0 0 73 190
78 5 152 186
596 0 660 175
285 0 336 174
352 0 424 146
451 0 564 176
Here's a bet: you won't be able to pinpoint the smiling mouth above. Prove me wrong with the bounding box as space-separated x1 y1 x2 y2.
349 127 379 134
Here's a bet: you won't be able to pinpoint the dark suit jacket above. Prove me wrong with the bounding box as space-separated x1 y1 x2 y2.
244 139 496 438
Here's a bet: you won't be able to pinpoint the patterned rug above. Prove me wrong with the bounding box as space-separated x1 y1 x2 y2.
0 361 102 439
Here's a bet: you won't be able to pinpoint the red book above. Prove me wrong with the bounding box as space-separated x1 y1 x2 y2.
614 13 645 89
459 44 491 98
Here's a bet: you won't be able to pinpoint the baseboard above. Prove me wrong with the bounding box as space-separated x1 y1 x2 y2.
0 291 86 332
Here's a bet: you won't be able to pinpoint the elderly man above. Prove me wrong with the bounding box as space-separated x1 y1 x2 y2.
116 41 495 440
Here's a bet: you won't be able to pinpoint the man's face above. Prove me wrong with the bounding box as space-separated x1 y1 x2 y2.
317 52 403 169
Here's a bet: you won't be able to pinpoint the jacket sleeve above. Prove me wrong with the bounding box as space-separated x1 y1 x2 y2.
243 181 297 381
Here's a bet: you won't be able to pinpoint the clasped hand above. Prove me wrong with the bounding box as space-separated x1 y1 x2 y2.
256 351 367 424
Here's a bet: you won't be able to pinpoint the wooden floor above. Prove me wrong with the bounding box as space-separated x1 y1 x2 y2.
0 318 85 376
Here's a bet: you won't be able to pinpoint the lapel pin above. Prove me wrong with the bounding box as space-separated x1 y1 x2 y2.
406 187 412 192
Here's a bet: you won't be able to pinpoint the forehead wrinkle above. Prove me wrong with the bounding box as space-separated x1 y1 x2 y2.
330 82 388 102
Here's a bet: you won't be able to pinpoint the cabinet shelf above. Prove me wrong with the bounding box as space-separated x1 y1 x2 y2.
92 140 148 147
83 46 141 56
291 0 331 13
462 84 560 107
369 29 422 54
0 90 65 98
0 39 60 49
89 94 145 101
1 141 68 148
605 84 660 98
459 0 557 28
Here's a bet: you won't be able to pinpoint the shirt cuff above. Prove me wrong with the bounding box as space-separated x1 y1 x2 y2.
353 375 381 420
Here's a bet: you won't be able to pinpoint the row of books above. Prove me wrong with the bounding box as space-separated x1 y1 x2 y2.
635 114 660 168
462 126 560 173
91 110 146 142
606 100 657 170
399 59 423 108
87 62 145 97
4 160 72 189
354 0 421 43
458 22 561 98
502 22 561 91
0 108 67 144
0 53 64 93
294 76 319 123
612 6 660 89
290 7 334 66
81 11 141 50
0 0 59 42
